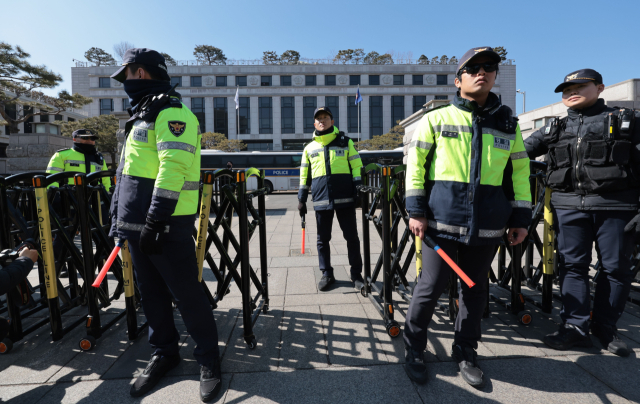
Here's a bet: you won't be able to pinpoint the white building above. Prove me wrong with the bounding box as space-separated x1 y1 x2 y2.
71 58 516 151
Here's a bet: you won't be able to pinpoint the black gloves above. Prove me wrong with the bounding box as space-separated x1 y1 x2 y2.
139 217 167 255
298 201 307 216
624 213 640 241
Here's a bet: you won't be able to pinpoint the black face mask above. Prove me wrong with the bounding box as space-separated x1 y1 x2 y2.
123 79 173 109
73 142 96 154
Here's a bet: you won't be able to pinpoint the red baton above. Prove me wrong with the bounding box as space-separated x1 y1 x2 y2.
423 235 475 288
92 240 124 288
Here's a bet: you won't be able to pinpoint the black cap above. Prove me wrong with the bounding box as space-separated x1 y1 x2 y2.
72 129 97 139
111 48 170 83
456 47 502 75
313 107 333 119
554 69 603 93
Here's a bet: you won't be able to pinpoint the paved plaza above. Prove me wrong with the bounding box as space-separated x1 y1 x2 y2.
1 193 639 404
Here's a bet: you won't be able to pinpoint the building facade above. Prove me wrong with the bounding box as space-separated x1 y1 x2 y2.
72 60 516 151
518 79 640 139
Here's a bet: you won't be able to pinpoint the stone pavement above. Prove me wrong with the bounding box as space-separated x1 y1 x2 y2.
1 193 639 404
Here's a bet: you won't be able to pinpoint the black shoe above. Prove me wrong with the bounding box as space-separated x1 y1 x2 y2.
130 353 181 397
351 275 365 292
591 323 629 357
451 345 484 388
403 347 428 385
544 324 593 351
200 361 222 402
318 275 335 291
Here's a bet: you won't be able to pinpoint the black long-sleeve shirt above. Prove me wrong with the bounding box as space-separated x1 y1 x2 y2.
0 257 34 296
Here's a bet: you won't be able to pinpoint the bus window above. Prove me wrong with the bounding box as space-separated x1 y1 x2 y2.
291 155 302 167
251 155 275 167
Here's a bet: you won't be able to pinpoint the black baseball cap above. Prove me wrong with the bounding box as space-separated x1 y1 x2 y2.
456 47 502 75
111 48 171 83
313 107 333 119
554 69 603 93
72 129 97 139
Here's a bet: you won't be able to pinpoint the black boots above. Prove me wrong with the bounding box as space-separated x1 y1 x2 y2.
318 274 335 291
544 323 593 350
404 347 428 385
200 360 223 402
452 344 484 388
130 353 181 397
591 323 629 357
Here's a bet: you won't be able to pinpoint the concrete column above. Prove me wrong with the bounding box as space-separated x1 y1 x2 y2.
404 74 412 86
318 74 325 86
362 74 369 86
360 96 370 140
317 95 325 109
405 95 413 120
182 76 190 87
273 75 280 86
250 97 259 135
339 95 348 134
205 97 214 134
383 95 392 134
295 96 303 135
227 96 237 139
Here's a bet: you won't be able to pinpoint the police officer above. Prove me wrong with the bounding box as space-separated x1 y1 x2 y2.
403 47 531 387
46 129 111 277
109 48 222 402
298 107 364 291
525 69 640 357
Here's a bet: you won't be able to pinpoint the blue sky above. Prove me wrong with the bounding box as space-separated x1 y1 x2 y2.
3 0 639 114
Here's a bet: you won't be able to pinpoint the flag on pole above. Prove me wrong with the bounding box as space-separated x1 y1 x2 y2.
234 86 239 110
355 87 363 104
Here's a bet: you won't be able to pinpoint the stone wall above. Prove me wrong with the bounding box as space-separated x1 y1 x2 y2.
6 134 73 173
0 158 6 174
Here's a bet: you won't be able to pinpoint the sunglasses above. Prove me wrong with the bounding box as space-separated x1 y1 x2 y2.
460 63 498 75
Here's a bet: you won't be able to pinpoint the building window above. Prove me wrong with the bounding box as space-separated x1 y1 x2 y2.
123 98 131 111
412 75 424 85
23 106 33 133
393 75 404 85
99 77 110 88
214 97 228 136
350 75 361 86
4 104 16 135
534 118 544 129
370 96 383 137
68 118 75 122
347 96 362 134
303 97 317 133
259 97 273 134
280 75 292 86
191 76 202 87
40 113 49 122
413 96 426 113
282 139 307 151
281 97 295 134
99 99 113 115
245 141 273 151
191 98 205 132
437 75 448 85
216 76 227 87
369 75 380 85
237 97 250 134
260 76 272 87
54 114 63 121
305 75 316 86
434 95 448 100
391 96 404 126
236 76 247 87
325 96 339 129
325 75 336 86
171 76 182 87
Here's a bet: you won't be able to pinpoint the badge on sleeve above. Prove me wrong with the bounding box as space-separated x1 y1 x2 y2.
168 121 186 137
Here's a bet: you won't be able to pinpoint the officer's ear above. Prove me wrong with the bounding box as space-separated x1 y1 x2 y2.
454 75 462 89
595 83 605 96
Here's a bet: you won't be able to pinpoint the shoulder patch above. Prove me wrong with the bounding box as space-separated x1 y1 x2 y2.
168 121 186 137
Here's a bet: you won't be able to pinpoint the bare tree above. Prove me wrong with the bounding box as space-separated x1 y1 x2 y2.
113 41 135 60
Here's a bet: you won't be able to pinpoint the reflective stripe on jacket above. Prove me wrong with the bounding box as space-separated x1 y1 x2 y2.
298 126 363 210
109 96 201 239
46 147 111 189
405 93 531 245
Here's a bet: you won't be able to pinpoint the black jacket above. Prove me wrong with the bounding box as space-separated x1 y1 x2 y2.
525 99 640 211
0 257 34 296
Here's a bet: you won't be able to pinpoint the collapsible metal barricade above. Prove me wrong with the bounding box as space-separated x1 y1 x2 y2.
195 168 269 349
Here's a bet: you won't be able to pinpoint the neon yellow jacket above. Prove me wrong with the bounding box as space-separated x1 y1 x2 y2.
46 146 111 189
405 93 531 245
298 126 363 210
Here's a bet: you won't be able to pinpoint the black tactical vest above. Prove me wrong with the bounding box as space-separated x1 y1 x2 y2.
545 102 637 195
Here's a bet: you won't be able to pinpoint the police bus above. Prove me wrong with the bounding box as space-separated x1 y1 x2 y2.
201 148 403 193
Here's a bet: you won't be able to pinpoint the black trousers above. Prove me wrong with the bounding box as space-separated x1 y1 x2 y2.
555 209 635 333
403 238 495 351
128 226 220 366
315 207 363 279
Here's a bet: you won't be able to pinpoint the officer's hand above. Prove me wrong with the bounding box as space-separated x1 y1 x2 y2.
139 218 167 255
298 201 307 216
409 217 429 240
507 228 528 245
19 248 39 263
624 213 640 240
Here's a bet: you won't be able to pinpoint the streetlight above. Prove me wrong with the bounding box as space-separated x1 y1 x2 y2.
516 89 526 114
